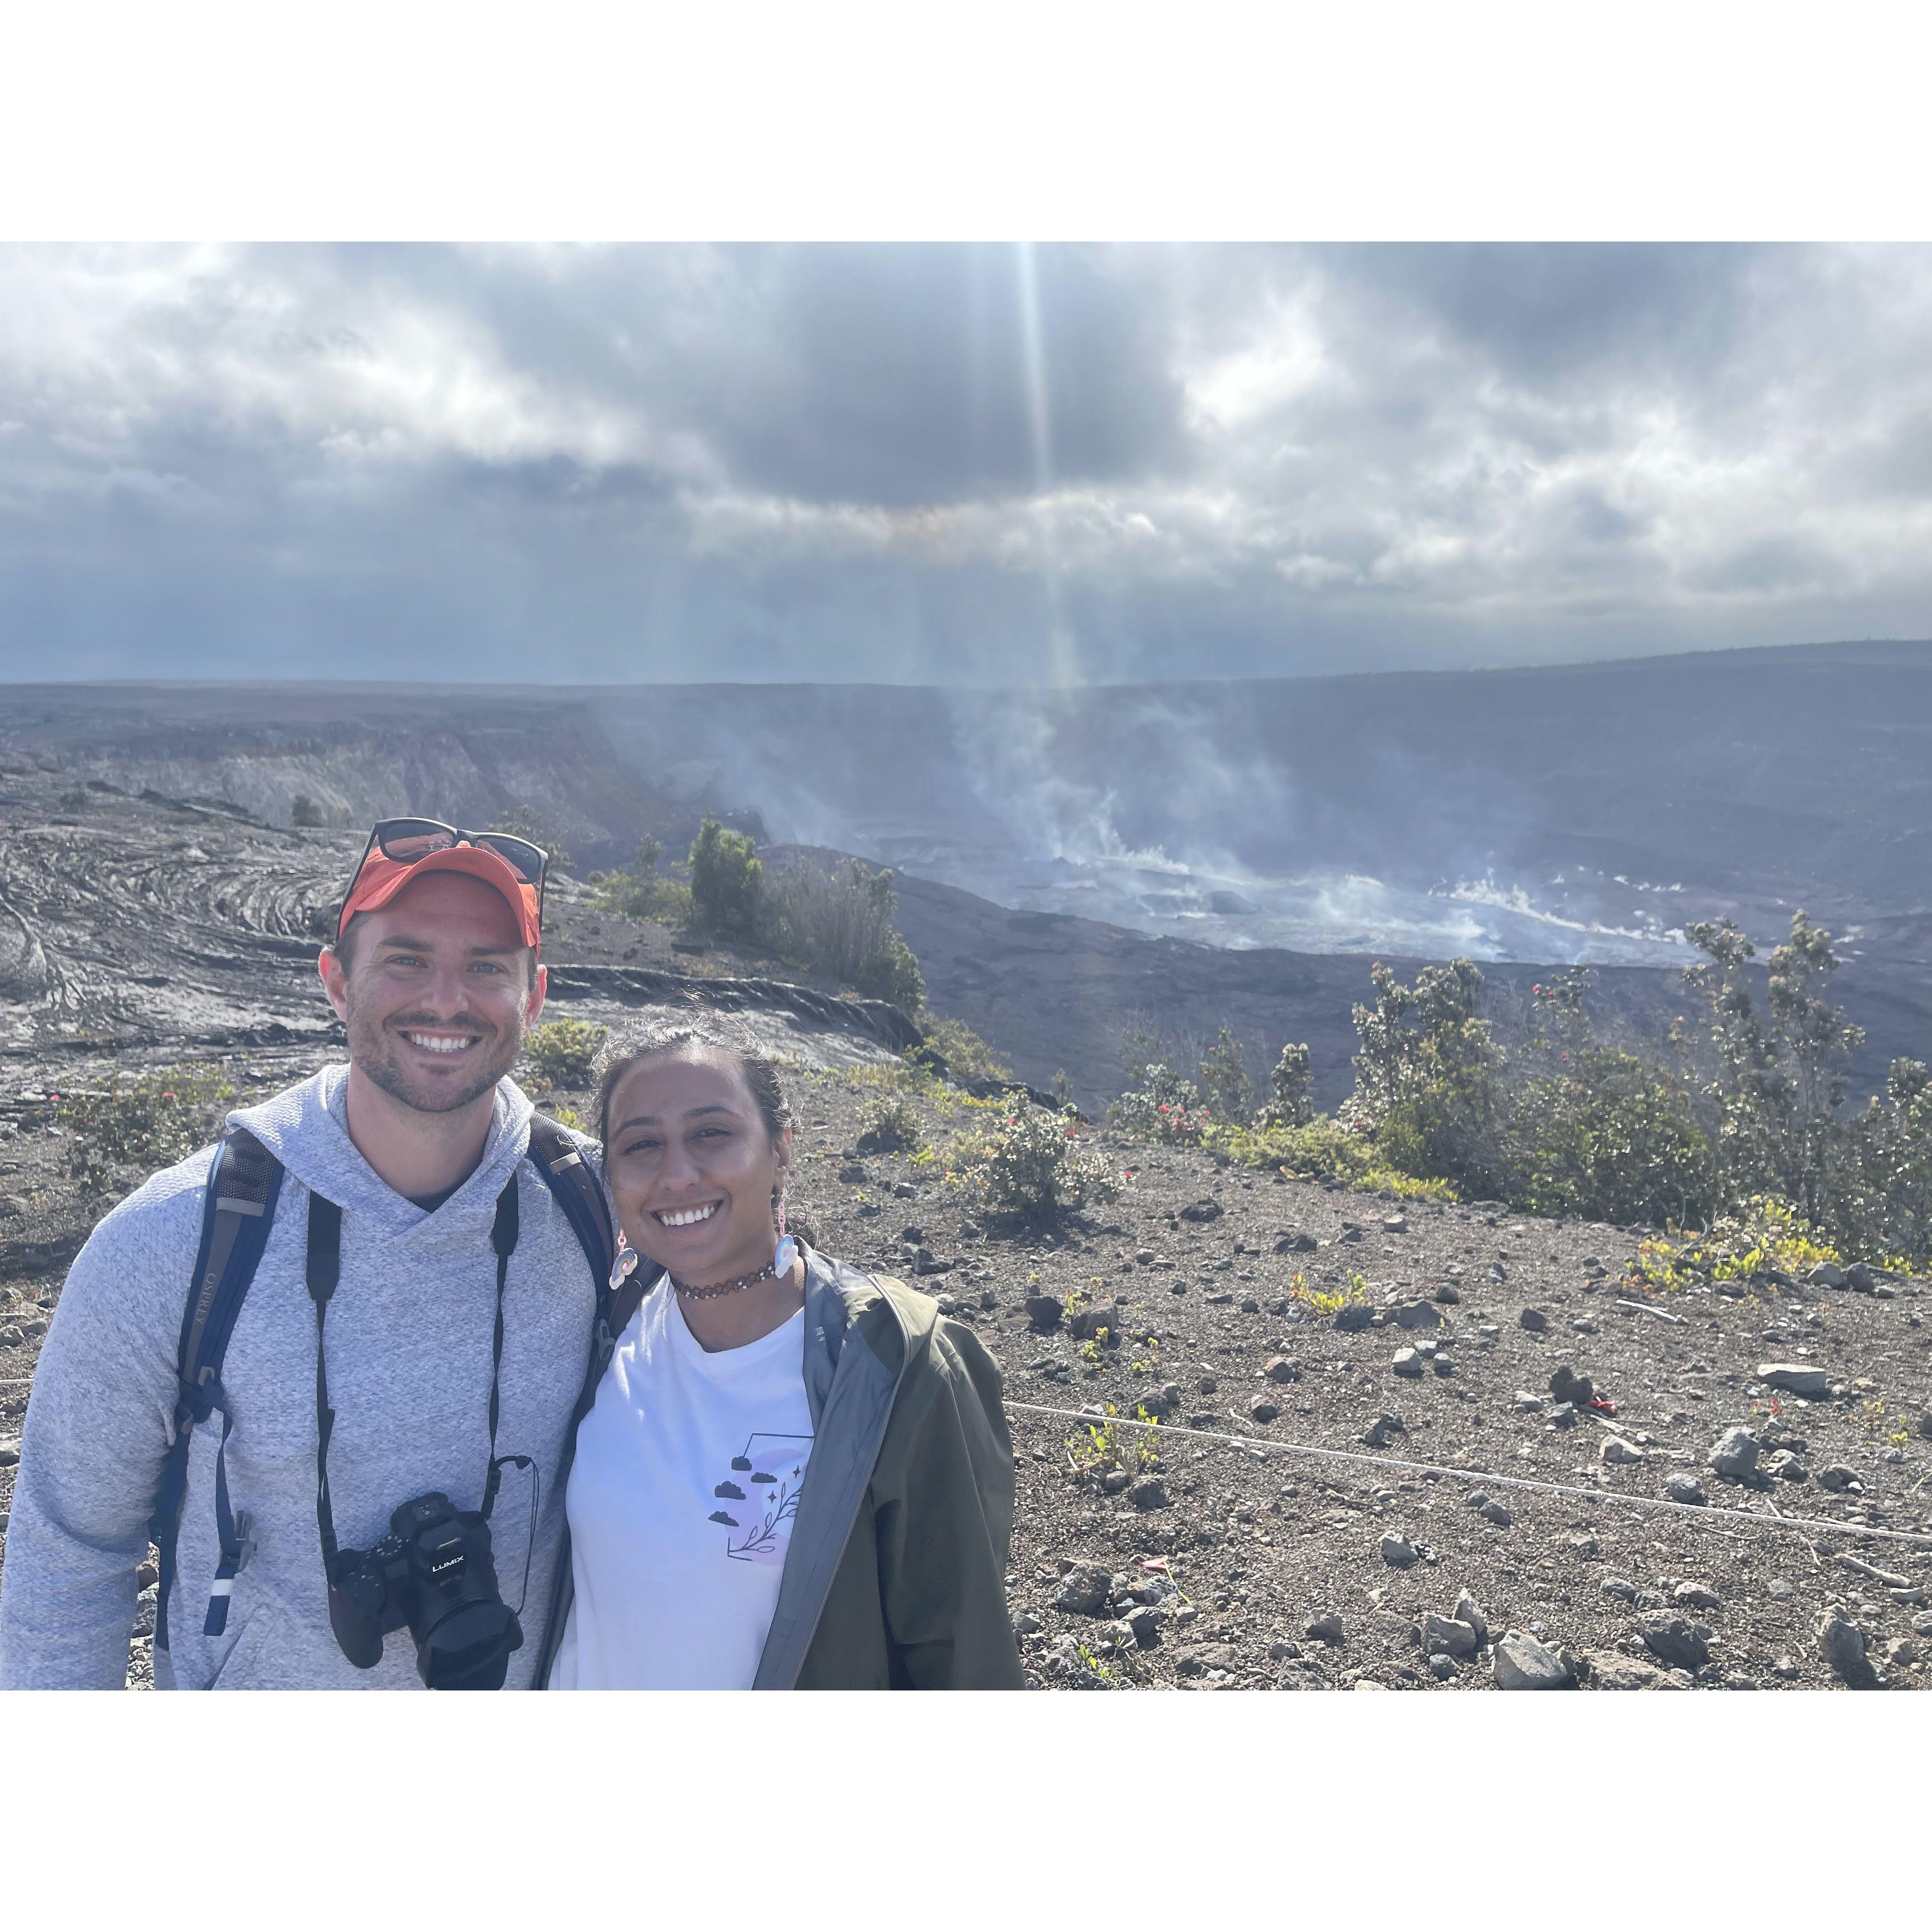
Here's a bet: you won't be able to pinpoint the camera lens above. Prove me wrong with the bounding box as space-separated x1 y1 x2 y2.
417 1599 524 1690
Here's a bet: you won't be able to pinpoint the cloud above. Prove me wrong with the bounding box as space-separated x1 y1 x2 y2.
3 242 1932 684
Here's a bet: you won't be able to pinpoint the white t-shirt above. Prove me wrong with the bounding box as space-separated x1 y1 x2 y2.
547 1285 814 1690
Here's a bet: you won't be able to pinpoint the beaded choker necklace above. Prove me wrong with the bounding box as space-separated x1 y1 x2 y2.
669 1256 782 1302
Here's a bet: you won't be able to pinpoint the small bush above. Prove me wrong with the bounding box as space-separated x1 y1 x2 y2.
921 1015 1012 1081
855 1096 924 1156
59 1064 236 1190
1631 1196 1848 1295
1258 1041 1313 1129
1289 1270 1371 1317
591 868 695 925
761 855 925 1012
1201 1115 1459 1200
976 1104 1121 1219
522 1019 607 1090
1197 1025 1253 1120
689 816 762 944
1346 958 1507 1198
1109 1063 1214 1144
1068 1402 1160 1477
291 794 325 828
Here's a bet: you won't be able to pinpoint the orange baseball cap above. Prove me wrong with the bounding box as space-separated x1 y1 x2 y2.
337 845 543 952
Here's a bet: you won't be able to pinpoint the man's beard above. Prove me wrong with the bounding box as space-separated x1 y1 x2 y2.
346 1003 525 1115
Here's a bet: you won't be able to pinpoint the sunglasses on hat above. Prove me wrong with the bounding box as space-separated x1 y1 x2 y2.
338 817 549 942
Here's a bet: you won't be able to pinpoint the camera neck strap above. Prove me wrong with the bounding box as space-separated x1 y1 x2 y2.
305 1173 522 1572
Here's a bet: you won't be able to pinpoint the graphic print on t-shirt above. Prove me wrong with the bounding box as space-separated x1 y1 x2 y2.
708 1431 813 1564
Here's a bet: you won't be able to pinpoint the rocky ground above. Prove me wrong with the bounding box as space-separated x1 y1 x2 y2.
5 1051 1930 1690
3 767 1931 1689
759 1076 1932 1691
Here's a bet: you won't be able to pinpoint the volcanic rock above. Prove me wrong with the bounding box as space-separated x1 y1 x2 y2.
1758 1363 1830 1398
1548 1365 1596 1407
1422 1613 1479 1657
1453 1590 1489 1647
1052 1564 1112 1616
1173 1643 1241 1678
1817 1609 1881 1688
1492 1631 1572 1689
1639 1613 1712 1671
1710 1426 1760 1482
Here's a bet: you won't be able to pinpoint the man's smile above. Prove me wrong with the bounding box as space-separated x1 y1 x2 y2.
398 1028 483 1057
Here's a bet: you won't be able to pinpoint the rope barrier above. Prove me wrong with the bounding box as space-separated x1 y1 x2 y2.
4 1384 1928 1551
1006 1399 1932 1550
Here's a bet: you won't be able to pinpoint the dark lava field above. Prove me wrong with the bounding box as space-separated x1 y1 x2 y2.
1 761 1930 1690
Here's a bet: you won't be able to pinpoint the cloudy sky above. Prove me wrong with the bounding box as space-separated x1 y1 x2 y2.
3 242 1931 687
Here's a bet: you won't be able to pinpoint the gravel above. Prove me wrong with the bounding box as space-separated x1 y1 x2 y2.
6 984 1932 1695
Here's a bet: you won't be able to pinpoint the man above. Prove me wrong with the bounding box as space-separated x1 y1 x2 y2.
0 821 604 1689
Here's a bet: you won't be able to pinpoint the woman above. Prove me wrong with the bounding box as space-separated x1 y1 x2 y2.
539 1019 1024 1690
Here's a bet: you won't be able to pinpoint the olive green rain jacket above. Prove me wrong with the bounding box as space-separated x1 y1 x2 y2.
536 1249 1025 1690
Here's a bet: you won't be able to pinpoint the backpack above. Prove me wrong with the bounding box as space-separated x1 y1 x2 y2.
146 1114 635 1667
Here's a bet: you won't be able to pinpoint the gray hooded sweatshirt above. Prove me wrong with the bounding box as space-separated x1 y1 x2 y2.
0 1065 600 1690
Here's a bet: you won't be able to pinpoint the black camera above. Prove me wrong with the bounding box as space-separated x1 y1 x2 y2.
327 1493 524 1690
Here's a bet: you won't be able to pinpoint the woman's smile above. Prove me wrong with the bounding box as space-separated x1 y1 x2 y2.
654 1198 723 1230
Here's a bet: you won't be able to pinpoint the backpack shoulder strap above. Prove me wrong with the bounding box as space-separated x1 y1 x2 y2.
525 1114 615 1294
150 1126 286 1657
524 1113 665 1687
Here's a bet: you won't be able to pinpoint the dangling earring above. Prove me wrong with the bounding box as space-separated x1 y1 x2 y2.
772 1191 797 1276
610 1235 640 1292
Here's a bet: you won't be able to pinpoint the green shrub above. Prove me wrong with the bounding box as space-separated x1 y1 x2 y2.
522 1019 607 1090
1196 1025 1254 1121
59 1064 236 1191
1109 1063 1213 1144
689 816 763 944
1346 958 1507 1198
291 794 325 828
850 931 924 1012
855 1096 924 1156
1507 974 1714 1225
761 854 925 1012
1257 1040 1313 1128
1632 1196 1849 1294
920 1015 1012 1081
977 1104 1121 1219
1202 1114 1457 1199
590 868 695 926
